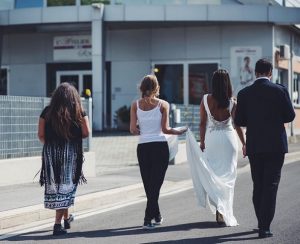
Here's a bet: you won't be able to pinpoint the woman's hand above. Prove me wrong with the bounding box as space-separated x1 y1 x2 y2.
177 126 188 135
200 142 205 152
242 144 246 158
131 127 140 135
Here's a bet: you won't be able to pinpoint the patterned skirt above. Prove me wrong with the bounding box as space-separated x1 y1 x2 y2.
41 141 83 210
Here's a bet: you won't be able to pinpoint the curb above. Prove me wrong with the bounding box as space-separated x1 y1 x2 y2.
0 180 191 233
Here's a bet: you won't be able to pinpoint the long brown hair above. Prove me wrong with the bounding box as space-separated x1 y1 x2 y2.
46 83 84 140
211 69 233 109
139 75 160 98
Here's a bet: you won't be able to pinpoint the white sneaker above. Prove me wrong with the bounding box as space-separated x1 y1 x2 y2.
154 216 163 225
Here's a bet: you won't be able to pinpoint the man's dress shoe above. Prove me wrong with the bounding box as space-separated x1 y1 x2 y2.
259 230 273 238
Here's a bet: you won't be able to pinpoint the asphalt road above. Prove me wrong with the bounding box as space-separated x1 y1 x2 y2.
3 161 300 244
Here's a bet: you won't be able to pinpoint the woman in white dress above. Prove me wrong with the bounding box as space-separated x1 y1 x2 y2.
186 69 246 227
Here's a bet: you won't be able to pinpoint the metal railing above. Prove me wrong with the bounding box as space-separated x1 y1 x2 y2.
0 95 91 160
172 104 200 140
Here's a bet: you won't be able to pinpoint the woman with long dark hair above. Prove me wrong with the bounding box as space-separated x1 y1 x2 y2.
130 75 187 229
186 69 245 226
38 83 90 235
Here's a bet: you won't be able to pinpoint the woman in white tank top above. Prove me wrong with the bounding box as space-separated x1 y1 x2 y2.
130 75 187 230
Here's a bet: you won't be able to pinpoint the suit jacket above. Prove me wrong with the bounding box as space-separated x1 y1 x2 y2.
234 78 295 154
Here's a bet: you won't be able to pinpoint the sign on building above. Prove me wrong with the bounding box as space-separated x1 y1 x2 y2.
53 35 92 61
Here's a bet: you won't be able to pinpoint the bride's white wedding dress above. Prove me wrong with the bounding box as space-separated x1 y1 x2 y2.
186 94 238 226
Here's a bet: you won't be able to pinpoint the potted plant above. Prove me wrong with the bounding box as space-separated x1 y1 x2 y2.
114 105 130 131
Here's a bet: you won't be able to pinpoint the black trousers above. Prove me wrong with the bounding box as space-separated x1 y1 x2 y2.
248 153 285 231
137 141 169 222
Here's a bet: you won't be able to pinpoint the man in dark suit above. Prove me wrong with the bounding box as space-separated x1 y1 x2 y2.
234 58 295 238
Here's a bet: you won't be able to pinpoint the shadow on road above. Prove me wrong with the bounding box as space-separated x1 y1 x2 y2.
141 230 259 243
4 221 258 242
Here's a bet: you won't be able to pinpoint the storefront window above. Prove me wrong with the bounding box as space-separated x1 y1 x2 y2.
47 0 76 6
293 73 300 105
188 63 218 105
15 0 43 8
154 64 183 104
0 68 8 95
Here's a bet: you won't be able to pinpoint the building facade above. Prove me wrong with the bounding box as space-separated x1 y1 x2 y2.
1 0 300 131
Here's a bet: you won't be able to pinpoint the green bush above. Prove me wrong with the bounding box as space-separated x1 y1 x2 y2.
47 0 110 6
81 0 110 5
115 105 130 123
47 0 76 6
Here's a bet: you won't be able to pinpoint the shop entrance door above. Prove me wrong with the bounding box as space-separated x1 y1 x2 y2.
152 61 219 105
56 70 92 96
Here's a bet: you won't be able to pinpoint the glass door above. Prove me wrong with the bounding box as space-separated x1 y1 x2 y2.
59 75 79 90
56 70 92 96
152 61 219 105
154 64 184 104
188 63 218 105
0 68 8 95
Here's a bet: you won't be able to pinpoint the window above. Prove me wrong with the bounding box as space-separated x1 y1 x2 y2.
81 0 110 5
293 73 300 106
15 0 43 8
47 0 76 7
188 63 218 105
0 68 8 95
154 64 184 104
153 62 218 105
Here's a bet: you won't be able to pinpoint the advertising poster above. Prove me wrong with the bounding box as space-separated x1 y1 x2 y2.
231 46 262 96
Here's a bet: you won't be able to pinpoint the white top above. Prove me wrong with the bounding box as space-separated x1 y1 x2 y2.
136 100 167 144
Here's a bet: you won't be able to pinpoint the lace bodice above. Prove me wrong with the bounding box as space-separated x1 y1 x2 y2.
203 94 234 133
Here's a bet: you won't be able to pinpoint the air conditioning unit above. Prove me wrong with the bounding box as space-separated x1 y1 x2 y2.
279 45 290 59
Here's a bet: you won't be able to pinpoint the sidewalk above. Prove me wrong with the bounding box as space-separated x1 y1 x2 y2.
1 137 300 233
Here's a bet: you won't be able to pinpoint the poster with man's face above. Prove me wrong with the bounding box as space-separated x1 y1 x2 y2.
231 46 262 96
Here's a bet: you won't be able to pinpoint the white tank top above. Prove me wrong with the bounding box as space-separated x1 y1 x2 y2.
136 99 167 144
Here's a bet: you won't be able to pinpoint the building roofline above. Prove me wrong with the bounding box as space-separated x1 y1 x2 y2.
0 5 300 26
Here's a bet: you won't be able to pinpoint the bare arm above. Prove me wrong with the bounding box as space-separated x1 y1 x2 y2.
161 101 186 135
81 116 91 138
231 102 246 157
38 118 46 144
199 99 207 152
130 101 140 135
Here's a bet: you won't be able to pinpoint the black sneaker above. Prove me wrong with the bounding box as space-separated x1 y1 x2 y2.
64 214 74 229
154 216 163 225
142 221 155 230
53 224 67 236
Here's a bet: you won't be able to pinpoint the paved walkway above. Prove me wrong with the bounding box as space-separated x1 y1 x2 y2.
91 132 139 175
1 135 300 233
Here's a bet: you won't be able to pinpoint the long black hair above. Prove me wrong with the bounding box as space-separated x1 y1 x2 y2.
211 69 233 109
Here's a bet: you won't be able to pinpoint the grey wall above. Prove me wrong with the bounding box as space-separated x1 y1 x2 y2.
0 22 277 128
2 33 49 96
107 24 273 125
2 30 90 96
